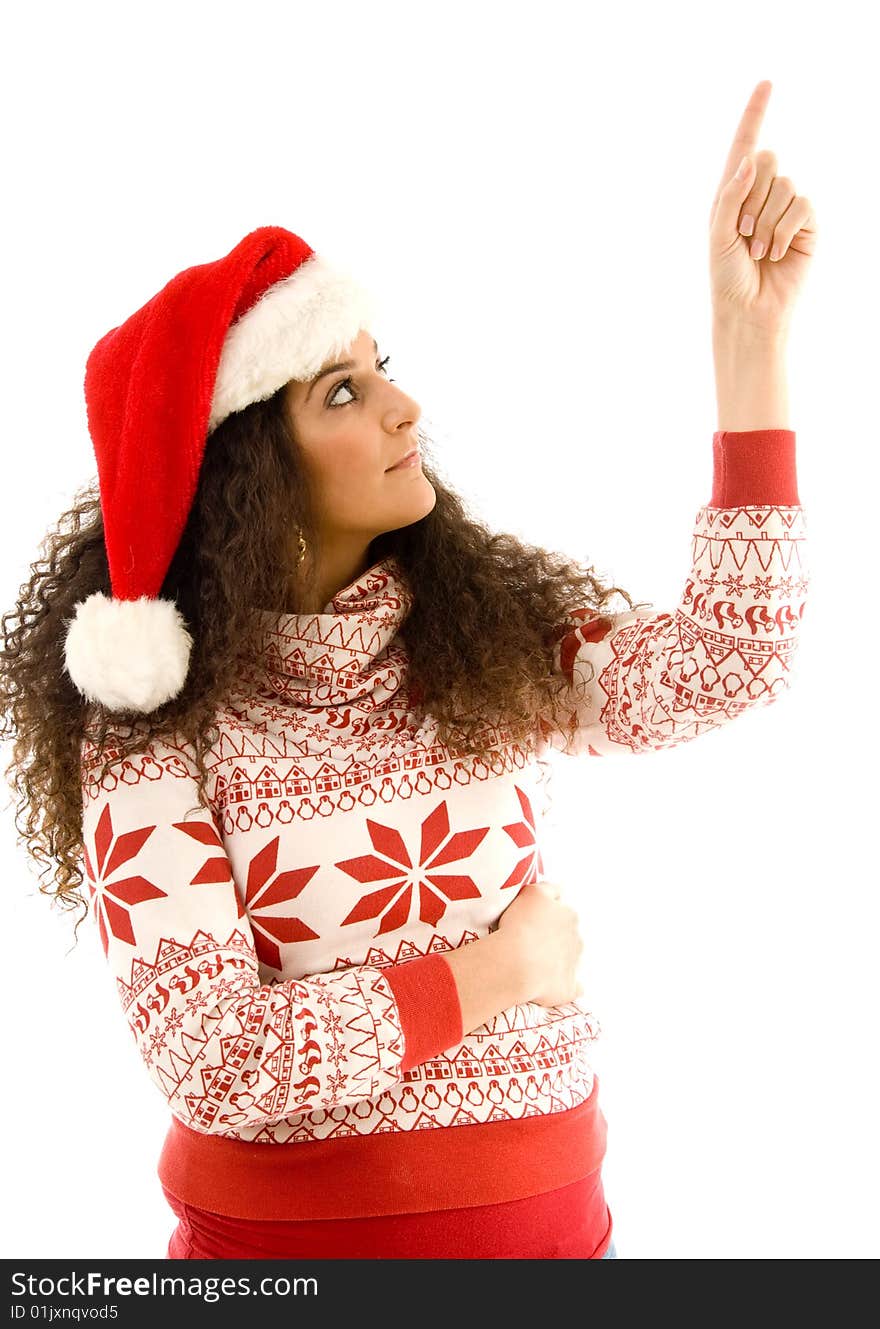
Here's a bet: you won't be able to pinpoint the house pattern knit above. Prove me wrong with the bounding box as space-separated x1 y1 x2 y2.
79 428 808 1221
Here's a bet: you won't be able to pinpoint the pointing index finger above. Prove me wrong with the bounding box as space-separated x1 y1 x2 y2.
722 79 772 186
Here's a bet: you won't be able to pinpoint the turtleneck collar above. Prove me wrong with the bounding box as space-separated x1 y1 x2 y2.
244 554 414 707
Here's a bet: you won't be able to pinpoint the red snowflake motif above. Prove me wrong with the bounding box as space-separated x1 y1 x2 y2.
243 836 321 971
173 818 244 918
499 785 545 889
750 575 775 599
337 801 488 936
83 803 167 955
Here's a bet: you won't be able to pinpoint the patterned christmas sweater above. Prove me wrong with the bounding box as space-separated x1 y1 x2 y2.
79 428 807 1227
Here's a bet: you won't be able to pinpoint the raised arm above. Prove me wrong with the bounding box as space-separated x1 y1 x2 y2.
537 426 807 759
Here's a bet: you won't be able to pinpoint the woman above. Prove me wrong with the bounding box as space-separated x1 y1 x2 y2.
0 80 813 1259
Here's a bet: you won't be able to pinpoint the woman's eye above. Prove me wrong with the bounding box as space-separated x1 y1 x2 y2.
328 355 392 408
329 379 356 407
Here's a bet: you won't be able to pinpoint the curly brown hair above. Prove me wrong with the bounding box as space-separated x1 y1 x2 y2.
0 384 638 941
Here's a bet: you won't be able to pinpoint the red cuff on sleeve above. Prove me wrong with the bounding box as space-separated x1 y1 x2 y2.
711 429 799 508
383 952 463 1072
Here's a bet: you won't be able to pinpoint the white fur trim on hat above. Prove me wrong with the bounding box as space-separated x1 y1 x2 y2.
208 251 379 434
64 592 194 714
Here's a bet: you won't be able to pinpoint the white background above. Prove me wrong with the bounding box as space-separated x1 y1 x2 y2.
1 0 877 1261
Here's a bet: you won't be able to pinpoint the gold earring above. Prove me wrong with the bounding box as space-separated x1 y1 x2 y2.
296 528 307 565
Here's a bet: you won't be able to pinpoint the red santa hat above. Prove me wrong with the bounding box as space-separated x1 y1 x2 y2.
63 225 379 715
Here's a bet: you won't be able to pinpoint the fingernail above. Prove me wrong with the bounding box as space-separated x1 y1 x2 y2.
740 215 755 237
750 238 765 260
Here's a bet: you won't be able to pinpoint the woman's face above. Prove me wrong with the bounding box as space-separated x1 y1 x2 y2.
283 329 436 547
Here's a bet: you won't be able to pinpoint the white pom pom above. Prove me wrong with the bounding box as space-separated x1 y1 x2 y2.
63 592 194 714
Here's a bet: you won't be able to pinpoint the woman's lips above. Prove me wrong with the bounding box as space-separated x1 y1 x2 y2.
387 448 420 471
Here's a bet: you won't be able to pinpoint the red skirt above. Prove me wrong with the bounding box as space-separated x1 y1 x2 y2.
163 1169 612 1260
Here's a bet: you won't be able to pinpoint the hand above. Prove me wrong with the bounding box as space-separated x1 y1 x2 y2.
709 79 818 340
495 880 585 1007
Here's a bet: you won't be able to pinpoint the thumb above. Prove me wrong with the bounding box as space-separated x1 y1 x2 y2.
710 153 753 235
537 881 562 901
